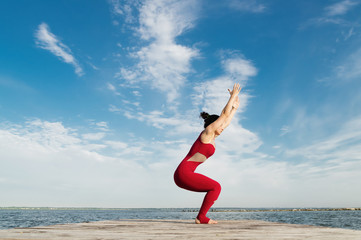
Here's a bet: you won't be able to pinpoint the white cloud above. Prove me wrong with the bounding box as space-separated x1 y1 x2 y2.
122 108 201 135
20 119 81 149
110 0 139 24
109 104 122 113
86 120 110 132
335 47 361 80
132 90 141 97
116 0 200 103
87 62 99 70
222 56 258 83
325 0 359 16
117 68 138 82
82 132 106 141
34 23 84 76
138 0 198 42
229 0 266 13
280 125 291 136
319 46 361 85
105 140 128 149
343 27 355 40
107 82 121 96
209 154 361 207
303 0 359 27
110 0 125 15
96 121 109 129
285 115 361 163
0 119 174 207
267 116 361 207
133 42 199 102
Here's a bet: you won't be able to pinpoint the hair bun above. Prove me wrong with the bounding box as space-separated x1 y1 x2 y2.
200 112 210 120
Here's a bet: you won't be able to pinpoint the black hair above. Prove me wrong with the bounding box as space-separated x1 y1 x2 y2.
200 111 219 129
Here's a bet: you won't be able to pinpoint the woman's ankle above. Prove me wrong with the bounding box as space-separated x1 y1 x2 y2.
196 214 210 224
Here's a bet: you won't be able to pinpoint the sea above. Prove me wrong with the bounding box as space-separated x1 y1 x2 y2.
0 208 360 231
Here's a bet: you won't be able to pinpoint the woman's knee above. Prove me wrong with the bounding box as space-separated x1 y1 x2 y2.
213 181 221 193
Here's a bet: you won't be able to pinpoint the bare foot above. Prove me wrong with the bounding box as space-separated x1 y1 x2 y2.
208 219 218 224
195 218 218 224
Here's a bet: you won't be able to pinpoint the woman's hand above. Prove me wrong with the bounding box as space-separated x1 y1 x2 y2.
228 83 242 97
228 84 241 110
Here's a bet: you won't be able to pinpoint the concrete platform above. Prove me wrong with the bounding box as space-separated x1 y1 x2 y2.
0 219 360 240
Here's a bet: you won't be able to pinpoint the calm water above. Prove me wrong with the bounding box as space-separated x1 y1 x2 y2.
0 208 360 230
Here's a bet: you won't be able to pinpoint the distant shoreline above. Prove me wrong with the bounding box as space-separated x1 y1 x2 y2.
209 208 361 212
1 207 360 212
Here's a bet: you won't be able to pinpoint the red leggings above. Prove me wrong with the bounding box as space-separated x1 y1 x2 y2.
174 160 221 223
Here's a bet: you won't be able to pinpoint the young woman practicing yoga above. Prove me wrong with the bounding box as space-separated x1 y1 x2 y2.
174 83 241 224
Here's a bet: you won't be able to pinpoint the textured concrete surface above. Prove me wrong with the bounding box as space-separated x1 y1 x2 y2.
0 219 360 240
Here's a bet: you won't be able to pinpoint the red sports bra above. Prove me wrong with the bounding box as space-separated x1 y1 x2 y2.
185 132 215 159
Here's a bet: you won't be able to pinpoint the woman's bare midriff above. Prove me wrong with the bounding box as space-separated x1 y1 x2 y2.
187 152 207 163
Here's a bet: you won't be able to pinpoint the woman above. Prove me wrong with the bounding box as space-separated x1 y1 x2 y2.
174 83 241 224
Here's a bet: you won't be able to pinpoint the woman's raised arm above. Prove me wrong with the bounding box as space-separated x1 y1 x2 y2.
202 83 241 141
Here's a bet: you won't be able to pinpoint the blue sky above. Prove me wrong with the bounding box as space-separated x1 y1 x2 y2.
1 0 361 208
